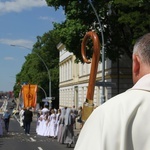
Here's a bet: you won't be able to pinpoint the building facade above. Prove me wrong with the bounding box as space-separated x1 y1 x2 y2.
57 43 133 109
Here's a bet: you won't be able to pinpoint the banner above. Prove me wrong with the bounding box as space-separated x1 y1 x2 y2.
22 84 38 108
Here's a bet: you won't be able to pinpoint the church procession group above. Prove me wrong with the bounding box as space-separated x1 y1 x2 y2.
19 105 80 147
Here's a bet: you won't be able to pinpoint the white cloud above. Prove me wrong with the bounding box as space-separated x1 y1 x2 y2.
39 16 50 21
39 16 56 22
0 0 47 14
0 38 34 49
4 56 15 60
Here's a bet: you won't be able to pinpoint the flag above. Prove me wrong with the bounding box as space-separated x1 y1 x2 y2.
22 84 38 108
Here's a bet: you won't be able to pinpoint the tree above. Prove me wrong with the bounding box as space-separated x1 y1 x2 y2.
45 0 150 62
14 30 60 108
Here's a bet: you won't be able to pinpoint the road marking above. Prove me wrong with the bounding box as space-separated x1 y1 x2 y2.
38 147 43 150
30 137 36 142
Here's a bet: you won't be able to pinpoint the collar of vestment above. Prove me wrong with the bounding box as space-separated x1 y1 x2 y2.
129 74 150 92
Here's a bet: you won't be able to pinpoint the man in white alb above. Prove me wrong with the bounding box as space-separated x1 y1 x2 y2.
75 33 150 150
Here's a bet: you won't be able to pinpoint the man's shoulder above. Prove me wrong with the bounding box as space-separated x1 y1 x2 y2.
94 91 129 111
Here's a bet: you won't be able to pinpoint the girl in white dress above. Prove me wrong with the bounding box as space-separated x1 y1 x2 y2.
37 112 47 136
54 109 61 138
19 108 25 127
43 112 51 137
36 113 42 135
49 109 56 138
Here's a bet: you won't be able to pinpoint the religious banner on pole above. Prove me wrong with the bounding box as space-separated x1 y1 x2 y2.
22 84 38 108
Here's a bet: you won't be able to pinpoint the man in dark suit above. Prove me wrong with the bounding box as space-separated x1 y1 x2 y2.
23 107 33 136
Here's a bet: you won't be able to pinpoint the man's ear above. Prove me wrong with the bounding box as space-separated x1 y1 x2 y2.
133 54 140 76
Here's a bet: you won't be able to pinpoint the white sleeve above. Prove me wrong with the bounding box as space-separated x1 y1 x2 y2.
74 107 103 150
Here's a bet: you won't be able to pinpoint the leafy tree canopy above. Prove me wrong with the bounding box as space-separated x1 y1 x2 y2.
45 0 150 62
14 30 60 106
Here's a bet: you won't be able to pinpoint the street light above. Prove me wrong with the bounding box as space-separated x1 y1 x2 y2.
89 0 105 104
10 44 51 98
38 85 47 98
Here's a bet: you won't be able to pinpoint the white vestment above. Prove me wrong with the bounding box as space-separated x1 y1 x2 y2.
75 74 150 150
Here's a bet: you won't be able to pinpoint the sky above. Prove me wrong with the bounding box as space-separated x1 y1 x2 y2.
0 0 65 92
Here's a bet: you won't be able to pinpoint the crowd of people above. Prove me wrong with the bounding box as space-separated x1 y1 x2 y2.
0 107 33 137
19 105 82 147
36 105 81 147
0 104 82 141
0 101 84 148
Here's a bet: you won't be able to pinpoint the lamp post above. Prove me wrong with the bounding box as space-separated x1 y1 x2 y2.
89 0 105 104
11 44 51 98
38 85 47 98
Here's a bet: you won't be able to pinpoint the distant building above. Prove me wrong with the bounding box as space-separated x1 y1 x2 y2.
57 43 132 108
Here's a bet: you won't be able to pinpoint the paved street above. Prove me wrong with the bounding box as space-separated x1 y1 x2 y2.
0 114 80 150
0 100 80 150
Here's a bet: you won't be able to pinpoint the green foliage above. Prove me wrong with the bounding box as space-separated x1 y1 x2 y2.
14 30 60 106
45 0 150 62
14 0 150 106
